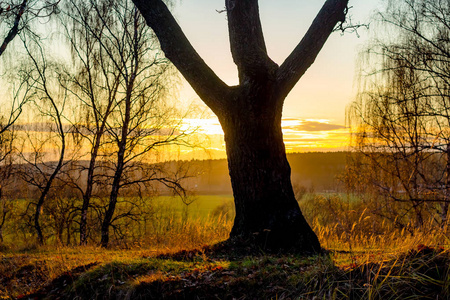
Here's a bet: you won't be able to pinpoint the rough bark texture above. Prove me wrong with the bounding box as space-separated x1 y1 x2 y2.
132 0 349 253
219 83 320 252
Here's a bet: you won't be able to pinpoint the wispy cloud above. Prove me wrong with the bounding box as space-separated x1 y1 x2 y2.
285 121 345 132
281 118 346 132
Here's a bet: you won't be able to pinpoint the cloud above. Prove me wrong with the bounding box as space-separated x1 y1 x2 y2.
284 121 345 132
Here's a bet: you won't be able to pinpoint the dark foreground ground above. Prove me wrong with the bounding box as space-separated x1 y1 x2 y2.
2 244 449 300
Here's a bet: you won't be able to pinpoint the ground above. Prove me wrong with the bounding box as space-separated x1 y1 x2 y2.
1 243 449 299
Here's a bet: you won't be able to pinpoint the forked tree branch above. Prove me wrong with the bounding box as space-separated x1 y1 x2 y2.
131 0 231 115
277 0 349 99
0 0 27 57
226 0 277 82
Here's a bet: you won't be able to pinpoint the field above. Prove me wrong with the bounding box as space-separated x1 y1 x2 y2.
1 193 450 299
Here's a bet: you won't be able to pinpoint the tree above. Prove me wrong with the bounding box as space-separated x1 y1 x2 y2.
59 0 191 248
131 0 350 252
347 0 450 229
0 34 38 242
0 0 60 57
57 0 121 245
17 37 69 244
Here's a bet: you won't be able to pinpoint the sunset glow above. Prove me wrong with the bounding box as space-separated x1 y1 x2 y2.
180 117 349 159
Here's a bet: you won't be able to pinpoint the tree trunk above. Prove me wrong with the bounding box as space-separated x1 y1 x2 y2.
80 135 102 245
132 0 349 253
100 170 122 248
218 87 321 252
34 198 45 244
100 143 126 248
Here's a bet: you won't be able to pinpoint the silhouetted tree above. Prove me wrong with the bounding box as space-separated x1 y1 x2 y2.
132 0 351 252
347 0 450 229
65 0 192 248
57 0 121 245
18 38 69 244
0 0 59 57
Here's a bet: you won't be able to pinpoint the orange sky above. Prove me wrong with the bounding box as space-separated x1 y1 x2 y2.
167 0 381 157
0 1 383 161
178 117 350 160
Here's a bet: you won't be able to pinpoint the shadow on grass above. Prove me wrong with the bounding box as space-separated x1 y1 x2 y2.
20 244 450 299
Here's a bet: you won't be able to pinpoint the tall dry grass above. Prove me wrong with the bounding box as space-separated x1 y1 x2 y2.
2 193 450 298
299 193 450 265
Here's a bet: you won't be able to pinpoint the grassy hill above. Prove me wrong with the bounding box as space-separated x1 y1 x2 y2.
3 244 449 299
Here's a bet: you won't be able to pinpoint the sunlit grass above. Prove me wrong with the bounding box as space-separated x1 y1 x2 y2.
1 194 450 299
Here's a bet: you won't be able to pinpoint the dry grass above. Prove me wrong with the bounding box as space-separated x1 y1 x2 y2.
0 214 232 299
1 194 450 299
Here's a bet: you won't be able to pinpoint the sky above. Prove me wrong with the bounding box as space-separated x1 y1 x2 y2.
166 0 383 157
0 0 384 161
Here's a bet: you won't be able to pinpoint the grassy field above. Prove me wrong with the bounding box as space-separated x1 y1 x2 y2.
1 193 450 299
154 194 235 218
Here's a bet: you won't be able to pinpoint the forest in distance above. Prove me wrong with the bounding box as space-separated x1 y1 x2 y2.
187 152 347 195
1 0 450 299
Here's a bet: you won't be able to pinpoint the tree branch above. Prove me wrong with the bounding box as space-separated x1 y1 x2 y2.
277 0 349 99
226 0 277 83
0 0 27 57
131 0 231 116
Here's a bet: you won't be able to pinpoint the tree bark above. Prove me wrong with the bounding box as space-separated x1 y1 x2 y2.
132 0 349 253
80 130 104 245
219 84 320 252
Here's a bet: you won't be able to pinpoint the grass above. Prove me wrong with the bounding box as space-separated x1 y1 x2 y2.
1 193 450 299
4 245 450 299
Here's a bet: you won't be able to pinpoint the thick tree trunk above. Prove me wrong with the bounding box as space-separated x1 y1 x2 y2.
132 0 349 254
218 87 321 252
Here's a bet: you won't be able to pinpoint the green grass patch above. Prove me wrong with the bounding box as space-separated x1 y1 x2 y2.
154 194 234 219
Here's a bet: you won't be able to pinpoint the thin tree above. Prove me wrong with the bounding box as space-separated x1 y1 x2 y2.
57 0 121 245
18 38 68 244
0 52 34 242
132 0 351 252
71 0 191 248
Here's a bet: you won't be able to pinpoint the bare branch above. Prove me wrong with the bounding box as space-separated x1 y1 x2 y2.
277 0 349 99
131 0 231 116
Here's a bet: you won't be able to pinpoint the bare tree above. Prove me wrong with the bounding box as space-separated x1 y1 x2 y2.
347 0 450 229
0 47 36 242
0 0 59 57
93 0 192 248
17 37 69 244
131 0 351 252
57 0 121 245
